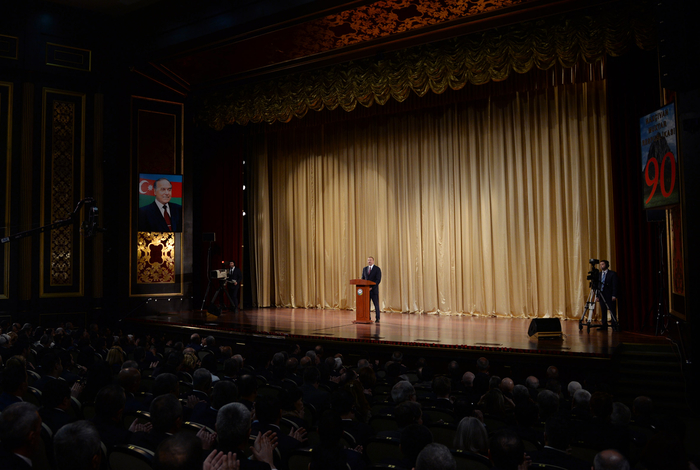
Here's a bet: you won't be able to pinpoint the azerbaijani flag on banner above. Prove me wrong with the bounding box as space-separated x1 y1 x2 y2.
138 174 183 208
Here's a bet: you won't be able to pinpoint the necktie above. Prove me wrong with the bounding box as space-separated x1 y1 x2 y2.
601 272 606 291
163 204 172 231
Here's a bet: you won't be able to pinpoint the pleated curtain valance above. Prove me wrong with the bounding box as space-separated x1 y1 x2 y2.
199 0 656 128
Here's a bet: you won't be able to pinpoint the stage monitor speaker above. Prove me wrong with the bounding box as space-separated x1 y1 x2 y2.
528 318 562 339
208 303 221 316
203 232 216 242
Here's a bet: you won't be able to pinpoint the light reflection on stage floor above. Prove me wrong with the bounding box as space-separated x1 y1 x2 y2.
129 308 667 357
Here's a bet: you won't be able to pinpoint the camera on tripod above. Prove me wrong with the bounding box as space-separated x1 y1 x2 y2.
210 269 227 280
586 258 600 289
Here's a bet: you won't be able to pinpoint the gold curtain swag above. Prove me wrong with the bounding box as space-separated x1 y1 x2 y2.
249 80 615 319
200 0 655 128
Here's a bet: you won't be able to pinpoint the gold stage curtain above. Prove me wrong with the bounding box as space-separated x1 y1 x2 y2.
249 80 614 318
200 0 654 128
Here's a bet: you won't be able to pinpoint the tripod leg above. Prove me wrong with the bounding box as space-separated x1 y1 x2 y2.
201 280 213 311
224 288 235 312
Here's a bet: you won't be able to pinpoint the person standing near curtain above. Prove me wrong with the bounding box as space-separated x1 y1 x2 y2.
595 259 618 330
227 261 242 313
362 256 382 323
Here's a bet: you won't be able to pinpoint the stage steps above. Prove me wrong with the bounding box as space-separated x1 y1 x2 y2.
612 342 688 412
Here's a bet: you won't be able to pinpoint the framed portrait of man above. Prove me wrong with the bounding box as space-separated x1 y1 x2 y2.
138 174 183 232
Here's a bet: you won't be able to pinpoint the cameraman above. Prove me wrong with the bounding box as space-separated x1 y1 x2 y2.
594 260 618 330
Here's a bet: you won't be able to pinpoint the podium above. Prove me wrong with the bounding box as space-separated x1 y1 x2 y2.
350 279 376 324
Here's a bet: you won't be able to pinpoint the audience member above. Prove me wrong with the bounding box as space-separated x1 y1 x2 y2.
154 432 203 470
216 402 276 469
53 421 102 470
489 429 525 470
454 416 488 456
593 449 630 470
0 402 42 470
415 443 456 470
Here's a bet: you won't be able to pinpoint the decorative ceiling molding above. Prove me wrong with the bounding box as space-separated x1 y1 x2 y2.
198 0 656 128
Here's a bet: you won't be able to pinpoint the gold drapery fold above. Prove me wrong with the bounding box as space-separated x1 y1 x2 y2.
249 80 614 318
200 1 654 128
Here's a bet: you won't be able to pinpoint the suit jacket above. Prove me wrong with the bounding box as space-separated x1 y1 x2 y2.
300 383 330 411
39 407 75 436
529 447 591 470
227 267 243 284
138 201 182 232
0 392 22 412
190 403 218 430
0 449 32 470
361 265 382 291
599 269 618 303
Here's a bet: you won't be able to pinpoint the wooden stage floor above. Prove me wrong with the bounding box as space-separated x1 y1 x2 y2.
130 308 668 358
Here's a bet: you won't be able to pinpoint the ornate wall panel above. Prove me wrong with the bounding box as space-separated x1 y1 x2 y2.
0 35 18 60
45 43 92 72
0 82 12 299
40 89 85 297
130 96 184 296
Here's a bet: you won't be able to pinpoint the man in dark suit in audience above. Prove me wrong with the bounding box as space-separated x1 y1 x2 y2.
332 389 374 446
300 367 330 411
191 380 238 431
528 417 590 470
53 421 103 470
154 433 203 470
252 395 306 464
92 384 149 450
474 357 491 397
131 393 183 452
216 402 277 469
236 374 258 411
377 400 423 439
118 367 148 413
39 379 75 436
0 360 27 412
489 429 526 470
432 376 454 411
0 402 42 470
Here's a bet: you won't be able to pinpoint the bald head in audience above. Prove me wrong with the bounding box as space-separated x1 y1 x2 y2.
593 450 630 470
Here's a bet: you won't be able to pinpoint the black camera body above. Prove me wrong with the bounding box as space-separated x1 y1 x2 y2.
587 258 600 289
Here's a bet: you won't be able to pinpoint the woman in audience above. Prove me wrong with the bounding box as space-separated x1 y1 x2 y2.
454 416 489 456
106 346 125 375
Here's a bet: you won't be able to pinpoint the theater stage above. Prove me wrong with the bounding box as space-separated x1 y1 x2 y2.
126 308 668 359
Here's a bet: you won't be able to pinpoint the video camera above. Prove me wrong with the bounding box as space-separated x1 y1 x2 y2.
210 269 227 280
587 258 600 289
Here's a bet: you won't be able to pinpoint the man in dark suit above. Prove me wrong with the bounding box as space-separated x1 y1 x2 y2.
138 177 182 232
595 259 618 331
528 417 590 470
39 379 75 436
227 260 243 312
361 256 382 322
0 402 42 470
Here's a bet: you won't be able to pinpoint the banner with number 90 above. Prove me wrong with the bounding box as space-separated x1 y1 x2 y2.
640 103 679 209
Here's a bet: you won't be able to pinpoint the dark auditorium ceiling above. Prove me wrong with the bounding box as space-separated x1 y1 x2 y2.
46 0 613 90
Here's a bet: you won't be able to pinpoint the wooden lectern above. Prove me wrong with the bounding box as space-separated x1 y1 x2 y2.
350 279 376 324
